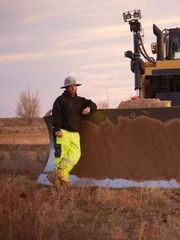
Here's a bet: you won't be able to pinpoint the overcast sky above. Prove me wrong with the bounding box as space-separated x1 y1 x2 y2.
1 0 180 117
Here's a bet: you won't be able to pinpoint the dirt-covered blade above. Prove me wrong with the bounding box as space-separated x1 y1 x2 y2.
37 107 180 188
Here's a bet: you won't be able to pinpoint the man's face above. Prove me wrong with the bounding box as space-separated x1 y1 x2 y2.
66 84 77 97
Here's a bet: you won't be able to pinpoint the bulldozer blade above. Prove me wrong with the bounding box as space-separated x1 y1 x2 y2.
37 107 180 188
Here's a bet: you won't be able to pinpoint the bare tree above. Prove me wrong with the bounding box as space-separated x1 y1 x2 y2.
15 86 41 125
97 100 109 109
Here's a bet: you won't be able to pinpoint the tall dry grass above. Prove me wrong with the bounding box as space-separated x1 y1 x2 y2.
0 118 47 134
0 144 47 178
0 174 180 240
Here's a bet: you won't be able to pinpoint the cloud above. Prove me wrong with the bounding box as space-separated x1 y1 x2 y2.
53 25 129 48
55 45 121 57
80 62 127 70
0 38 5 46
54 15 180 49
1 0 53 10
21 10 62 24
20 0 126 25
70 71 133 90
14 35 31 43
20 1 95 25
0 52 45 62
0 47 120 63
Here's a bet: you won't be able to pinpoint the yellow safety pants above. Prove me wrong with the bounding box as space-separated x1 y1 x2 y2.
54 129 81 182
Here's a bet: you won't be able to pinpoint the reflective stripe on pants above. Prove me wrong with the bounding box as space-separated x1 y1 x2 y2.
54 129 81 181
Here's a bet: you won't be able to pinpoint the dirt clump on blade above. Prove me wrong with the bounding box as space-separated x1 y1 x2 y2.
118 98 171 108
73 115 180 182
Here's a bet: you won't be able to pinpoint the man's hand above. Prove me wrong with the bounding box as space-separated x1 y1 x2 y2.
55 130 63 138
82 107 90 115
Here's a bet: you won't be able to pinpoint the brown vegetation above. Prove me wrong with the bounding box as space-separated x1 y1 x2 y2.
97 100 109 109
0 118 180 239
15 86 41 125
0 174 180 240
0 118 48 176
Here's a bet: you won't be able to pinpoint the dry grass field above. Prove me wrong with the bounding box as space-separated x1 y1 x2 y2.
0 118 48 176
0 118 180 240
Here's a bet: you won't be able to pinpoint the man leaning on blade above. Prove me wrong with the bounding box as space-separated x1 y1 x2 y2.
47 76 97 186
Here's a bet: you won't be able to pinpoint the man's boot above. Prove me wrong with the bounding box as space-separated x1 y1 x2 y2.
47 168 62 186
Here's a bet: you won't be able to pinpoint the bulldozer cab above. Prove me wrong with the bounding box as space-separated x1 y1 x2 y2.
152 28 180 60
143 26 180 105
166 28 180 60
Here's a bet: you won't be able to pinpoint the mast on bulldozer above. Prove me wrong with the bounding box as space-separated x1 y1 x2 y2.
123 10 142 97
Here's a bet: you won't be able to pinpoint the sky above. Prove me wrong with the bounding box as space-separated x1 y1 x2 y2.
1 0 180 117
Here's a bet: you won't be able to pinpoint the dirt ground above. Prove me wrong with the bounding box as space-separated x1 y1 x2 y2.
118 98 172 108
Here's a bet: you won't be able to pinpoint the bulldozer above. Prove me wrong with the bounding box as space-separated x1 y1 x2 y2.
123 9 180 104
37 10 180 188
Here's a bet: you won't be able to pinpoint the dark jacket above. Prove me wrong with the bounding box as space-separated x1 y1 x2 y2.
52 90 97 132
